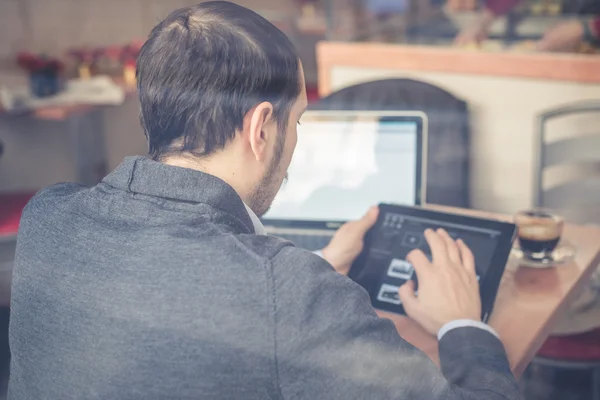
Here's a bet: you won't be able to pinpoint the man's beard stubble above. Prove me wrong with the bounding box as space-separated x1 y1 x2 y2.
247 130 288 217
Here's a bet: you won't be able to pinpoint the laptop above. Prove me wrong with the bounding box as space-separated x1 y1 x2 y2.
261 110 428 251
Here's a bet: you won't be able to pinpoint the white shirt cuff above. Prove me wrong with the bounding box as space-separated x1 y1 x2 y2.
313 249 324 258
437 319 499 341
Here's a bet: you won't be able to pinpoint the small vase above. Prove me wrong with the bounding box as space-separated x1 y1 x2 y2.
30 70 61 98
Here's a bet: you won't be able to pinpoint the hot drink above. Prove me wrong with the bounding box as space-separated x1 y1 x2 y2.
514 210 563 256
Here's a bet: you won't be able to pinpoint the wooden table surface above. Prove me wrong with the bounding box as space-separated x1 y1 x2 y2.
377 205 600 377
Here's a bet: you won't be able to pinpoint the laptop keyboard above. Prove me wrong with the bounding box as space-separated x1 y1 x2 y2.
274 233 332 251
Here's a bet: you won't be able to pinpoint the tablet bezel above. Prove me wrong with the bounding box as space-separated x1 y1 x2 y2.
348 203 517 322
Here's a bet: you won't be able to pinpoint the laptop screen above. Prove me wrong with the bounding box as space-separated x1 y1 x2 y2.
263 112 425 223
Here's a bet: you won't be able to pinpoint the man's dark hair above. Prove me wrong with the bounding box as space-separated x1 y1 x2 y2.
136 1 301 160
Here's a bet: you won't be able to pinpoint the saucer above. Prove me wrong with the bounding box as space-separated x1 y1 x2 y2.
510 241 576 268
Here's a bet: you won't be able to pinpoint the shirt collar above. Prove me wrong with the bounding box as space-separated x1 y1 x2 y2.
243 203 266 235
102 156 255 234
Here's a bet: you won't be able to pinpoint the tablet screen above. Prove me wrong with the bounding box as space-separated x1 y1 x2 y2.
349 204 516 319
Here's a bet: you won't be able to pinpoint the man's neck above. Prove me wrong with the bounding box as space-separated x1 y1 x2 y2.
160 154 265 234
161 154 252 205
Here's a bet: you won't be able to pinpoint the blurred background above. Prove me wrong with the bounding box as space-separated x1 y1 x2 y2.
1 0 600 399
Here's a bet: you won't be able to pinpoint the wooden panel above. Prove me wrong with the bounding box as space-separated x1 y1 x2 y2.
317 42 600 96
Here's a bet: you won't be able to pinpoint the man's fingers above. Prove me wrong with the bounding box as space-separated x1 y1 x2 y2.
423 229 448 264
437 229 461 264
398 280 419 315
406 249 430 279
457 239 476 275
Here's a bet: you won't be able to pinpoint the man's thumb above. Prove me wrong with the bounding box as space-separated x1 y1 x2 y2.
359 206 379 229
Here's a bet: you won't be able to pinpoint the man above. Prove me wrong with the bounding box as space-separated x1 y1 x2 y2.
9 2 521 399
455 0 600 51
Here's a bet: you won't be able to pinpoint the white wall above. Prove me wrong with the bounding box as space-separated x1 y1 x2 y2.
329 66 600 215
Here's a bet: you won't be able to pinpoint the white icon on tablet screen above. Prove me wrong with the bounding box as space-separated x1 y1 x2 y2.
402 232 421 247
387 259 414 280
377 284 402 305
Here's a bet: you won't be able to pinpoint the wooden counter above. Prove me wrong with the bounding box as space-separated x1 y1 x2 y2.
317 42 600 97
0 77 135 121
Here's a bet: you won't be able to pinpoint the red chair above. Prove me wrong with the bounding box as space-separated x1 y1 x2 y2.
531 100 600 398
0 192 35 306
533 328 600 399
0 193 36 239
306 85 320 104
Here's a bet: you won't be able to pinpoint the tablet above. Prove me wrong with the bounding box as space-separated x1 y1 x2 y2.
348 204 517 322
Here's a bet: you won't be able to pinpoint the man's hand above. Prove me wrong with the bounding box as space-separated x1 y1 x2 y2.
535 19 585 52
398 228 481 336
322 206 379 275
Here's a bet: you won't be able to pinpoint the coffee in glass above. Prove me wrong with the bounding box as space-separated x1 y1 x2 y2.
514 210 564 257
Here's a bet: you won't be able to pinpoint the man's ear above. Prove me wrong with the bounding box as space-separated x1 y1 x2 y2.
248 102 275 162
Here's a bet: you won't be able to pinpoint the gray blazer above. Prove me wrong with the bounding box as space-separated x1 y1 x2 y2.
9 156 521 399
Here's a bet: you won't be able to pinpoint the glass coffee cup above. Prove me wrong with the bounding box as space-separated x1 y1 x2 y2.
514 210 564 259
